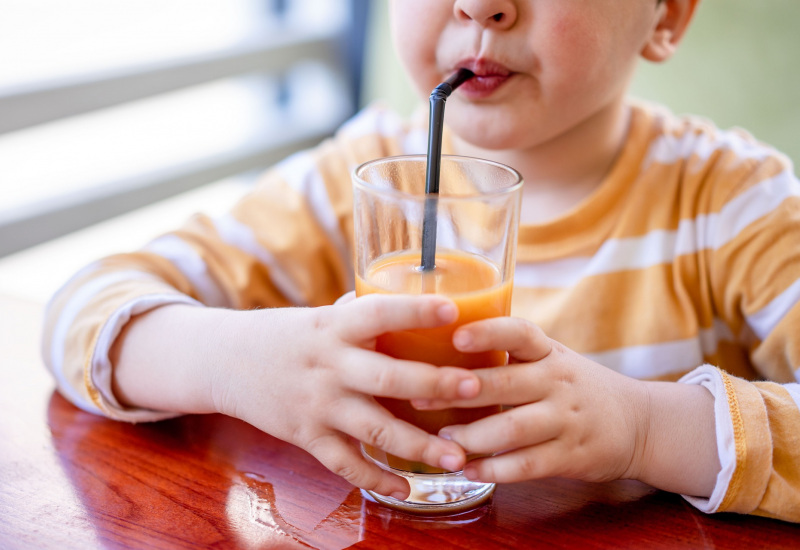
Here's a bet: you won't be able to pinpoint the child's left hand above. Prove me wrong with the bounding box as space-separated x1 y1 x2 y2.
411 316 719 496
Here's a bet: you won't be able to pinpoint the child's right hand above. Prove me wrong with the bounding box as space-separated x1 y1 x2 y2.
215 293 482 500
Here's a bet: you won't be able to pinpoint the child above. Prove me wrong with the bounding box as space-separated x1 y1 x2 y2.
42 0 800 521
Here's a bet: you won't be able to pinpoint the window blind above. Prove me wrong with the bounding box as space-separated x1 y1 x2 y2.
0 0 367 257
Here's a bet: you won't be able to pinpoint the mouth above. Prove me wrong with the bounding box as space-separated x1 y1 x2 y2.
453 58 513 99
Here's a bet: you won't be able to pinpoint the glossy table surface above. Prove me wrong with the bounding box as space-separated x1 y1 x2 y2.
2 294 800 549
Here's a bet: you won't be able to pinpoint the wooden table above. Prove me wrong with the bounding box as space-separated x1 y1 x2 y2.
2 295 799 549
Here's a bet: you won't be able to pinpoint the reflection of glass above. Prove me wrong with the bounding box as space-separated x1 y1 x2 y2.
352 154 523 514
227 472 362 548
360 489 490 527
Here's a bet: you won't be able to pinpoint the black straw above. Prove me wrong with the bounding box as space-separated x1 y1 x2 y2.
420 68 474 271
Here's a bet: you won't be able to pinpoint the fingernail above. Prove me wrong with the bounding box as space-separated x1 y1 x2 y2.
438 429 453 441
457 378 478 398
440 454 461 472
463 466 479 481
412 399 432 409
390 491 407 501
453 331 472 349
437 303 458 323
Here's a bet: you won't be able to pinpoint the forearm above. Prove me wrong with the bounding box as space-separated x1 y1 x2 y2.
110 304 240 415
632 380 721 498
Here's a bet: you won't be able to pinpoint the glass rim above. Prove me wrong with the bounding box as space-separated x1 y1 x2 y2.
352 154 523 201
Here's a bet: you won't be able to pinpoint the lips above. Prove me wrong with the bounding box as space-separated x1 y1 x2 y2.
454 58 513 99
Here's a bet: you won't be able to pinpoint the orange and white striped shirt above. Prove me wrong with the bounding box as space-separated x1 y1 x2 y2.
42 100 800 521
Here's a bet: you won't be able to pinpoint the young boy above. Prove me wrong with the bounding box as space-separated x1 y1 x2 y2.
42 0 800 522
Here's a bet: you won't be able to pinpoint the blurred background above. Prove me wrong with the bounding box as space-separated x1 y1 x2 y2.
0 0 798 302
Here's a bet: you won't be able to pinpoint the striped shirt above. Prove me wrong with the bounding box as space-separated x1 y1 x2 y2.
42 100 800 521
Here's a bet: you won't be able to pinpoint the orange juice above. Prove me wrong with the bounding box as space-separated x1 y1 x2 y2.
355 249 511 473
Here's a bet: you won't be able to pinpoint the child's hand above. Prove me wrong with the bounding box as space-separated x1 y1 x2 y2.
411 317 719 497
210 293 480 500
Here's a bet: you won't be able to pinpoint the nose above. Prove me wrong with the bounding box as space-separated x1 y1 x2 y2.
454 0 518 30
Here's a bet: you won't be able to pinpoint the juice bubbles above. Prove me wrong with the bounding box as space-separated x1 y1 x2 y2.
355 249 510 474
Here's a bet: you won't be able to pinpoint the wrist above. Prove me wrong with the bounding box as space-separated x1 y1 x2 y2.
204 307 265 418
630 380 720 497
111 304 233 415
205 306 311 421
619 376 653 483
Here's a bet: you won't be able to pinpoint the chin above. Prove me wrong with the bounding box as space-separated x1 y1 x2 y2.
447 103 537 152
452 122 524 151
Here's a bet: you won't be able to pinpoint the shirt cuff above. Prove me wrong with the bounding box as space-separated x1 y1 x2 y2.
677 365 735 513
88 293 202 422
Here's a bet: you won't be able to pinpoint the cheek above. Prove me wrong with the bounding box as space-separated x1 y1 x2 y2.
545 16 606 82
545 6 652 86
390 2 448 96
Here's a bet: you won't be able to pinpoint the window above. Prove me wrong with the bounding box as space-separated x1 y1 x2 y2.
0 0 367 256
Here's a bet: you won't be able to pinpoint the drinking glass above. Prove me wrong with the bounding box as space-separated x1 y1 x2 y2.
352 154 523 514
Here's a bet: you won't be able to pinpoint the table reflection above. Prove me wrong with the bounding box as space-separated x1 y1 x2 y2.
45 388 800 550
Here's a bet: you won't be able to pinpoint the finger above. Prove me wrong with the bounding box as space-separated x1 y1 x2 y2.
453 317 551 363
304 432 411 499
462 440 566 484
340 348 480 400
337 294 458 342
333 398 467 474
412 362 548 409
438 403 560 455
335 290 356 305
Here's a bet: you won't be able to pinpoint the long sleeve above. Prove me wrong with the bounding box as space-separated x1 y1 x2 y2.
681 367 800 521
40 165 352 421
677 149 800 521
41 104 424 422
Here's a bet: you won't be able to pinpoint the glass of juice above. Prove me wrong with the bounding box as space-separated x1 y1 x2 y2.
352 154 522 514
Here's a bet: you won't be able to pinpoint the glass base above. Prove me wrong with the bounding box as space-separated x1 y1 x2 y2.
363 451 495 515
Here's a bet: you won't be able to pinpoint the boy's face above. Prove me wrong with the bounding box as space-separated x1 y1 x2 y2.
389 0 664 151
